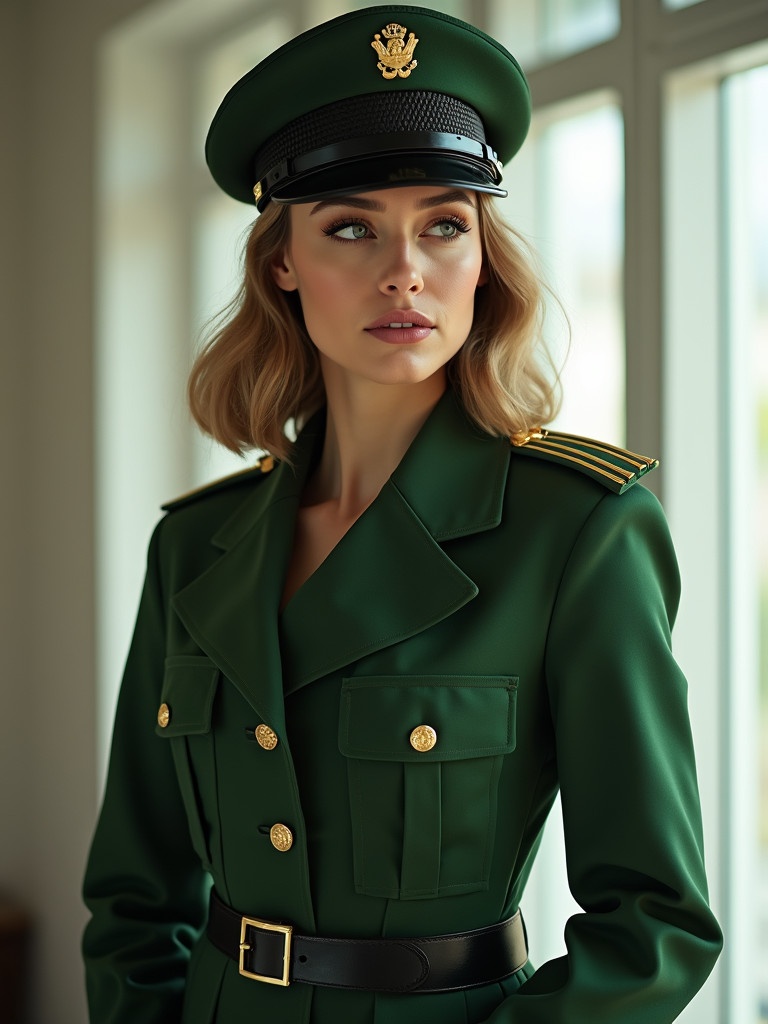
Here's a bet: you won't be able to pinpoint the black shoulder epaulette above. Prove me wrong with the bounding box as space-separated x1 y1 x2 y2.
510 429 658 494
161 455 276 512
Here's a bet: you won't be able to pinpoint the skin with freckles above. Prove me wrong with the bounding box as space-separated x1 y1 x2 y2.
271 185 488 604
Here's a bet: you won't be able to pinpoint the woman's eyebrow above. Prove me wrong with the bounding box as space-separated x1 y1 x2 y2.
309 189 476 217
416 190 476 209
309 196 385 216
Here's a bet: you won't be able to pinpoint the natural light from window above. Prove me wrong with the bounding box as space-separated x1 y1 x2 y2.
491 0 620 67
725 62 768 1024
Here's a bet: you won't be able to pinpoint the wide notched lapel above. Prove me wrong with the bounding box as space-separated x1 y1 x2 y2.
171 391 511 712
280 391 511 694
279 481 479 695
170 421 322 732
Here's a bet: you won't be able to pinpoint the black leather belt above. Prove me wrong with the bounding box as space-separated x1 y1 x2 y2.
207 890 527 993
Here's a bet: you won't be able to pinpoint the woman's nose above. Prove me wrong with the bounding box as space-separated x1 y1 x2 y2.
377 241 424 296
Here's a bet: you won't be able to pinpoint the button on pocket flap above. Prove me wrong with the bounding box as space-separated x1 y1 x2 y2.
156 656 219 737
339 675 517 762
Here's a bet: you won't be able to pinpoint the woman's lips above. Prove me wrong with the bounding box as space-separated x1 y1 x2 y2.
365 311 434 345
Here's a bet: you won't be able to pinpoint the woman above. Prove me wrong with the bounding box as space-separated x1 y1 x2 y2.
82 6 722 1023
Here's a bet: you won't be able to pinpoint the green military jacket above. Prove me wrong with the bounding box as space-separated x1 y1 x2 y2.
82 389 722 1023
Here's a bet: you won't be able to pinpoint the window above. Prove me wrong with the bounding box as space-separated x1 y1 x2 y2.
491 0 620 66
665 45 768 1024
725 64 768 1023
190 15 293 483
502 95 625 441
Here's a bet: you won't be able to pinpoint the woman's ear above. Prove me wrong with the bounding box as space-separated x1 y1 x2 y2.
271 249 298 292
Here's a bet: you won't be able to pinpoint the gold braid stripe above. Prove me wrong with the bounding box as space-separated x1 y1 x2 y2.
521 443 629 487
533 439 636 481
543 430 656 471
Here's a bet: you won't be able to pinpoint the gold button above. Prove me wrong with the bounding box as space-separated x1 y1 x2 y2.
255 724 278 750
157 703 170 728
410 724 437 752
270 824 293 852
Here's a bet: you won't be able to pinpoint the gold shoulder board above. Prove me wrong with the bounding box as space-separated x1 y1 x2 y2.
162 455 275 512
510 429 658 495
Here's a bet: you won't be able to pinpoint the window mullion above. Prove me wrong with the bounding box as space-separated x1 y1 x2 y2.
622 0 664 482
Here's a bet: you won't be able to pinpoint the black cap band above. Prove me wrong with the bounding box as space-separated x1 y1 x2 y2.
252 91 503 209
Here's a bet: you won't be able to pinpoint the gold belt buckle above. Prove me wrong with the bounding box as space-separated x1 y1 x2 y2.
238 916 293 986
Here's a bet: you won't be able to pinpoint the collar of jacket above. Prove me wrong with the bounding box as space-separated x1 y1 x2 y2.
172 389 511 723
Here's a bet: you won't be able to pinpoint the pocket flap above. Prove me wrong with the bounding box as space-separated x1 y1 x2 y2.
155 656 219 737
339 675 517 762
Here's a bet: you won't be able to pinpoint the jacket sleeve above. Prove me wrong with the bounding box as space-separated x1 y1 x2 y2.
488 484 722 1022
82 518 208 1024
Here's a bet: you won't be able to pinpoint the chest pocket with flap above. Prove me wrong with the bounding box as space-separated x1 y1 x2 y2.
156 656 220 871
339 675 517 900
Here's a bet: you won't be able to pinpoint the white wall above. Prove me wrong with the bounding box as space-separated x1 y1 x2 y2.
0 2 153 1021
0 0 32 911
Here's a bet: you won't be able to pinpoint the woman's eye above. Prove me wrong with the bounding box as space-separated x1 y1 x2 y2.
425 218 469 239
331 222 369 240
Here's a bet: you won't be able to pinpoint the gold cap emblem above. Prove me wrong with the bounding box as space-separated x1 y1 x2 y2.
410 724 437 752
371 22 419 79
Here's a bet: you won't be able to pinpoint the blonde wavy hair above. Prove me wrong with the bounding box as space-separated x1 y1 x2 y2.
188 194 561 461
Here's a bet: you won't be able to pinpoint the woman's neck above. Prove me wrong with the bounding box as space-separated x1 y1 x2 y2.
304 364 447 518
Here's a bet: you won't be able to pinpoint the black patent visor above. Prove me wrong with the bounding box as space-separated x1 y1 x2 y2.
253 132 505 210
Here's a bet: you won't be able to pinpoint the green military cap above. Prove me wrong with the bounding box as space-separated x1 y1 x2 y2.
206 5 530 210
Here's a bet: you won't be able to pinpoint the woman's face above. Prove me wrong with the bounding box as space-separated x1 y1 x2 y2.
272 186 486 392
